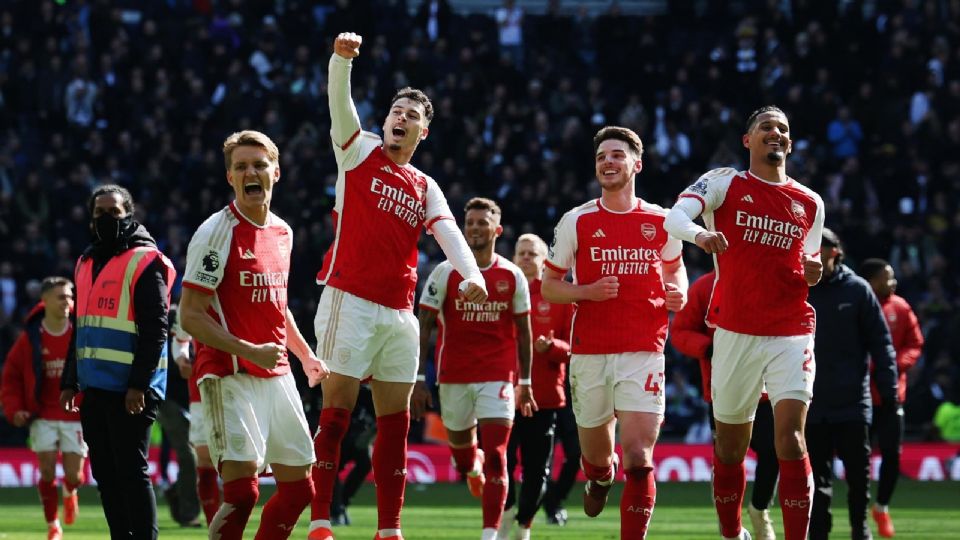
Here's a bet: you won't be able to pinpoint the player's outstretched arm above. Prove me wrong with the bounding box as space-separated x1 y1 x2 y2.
430 218 487 303
180 288 284 369
285 307 329 387
540 267 619 304
411 309 438 421
329 32 363 148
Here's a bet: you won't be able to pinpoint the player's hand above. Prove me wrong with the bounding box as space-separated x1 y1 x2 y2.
517 384 537 417
695 231 728 254
534 330 555 354
334 32 362 59
459 279 488 304
803 254 823 286
60 390 78 413
584 276 619 301
410 380 434 421
664 283 687 312
246 342 285 369
175 355 192 379
125 388 145 415
12 410 30 427
302 355 330 388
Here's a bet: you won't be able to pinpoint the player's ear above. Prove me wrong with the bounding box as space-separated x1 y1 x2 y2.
495 224 503 236
274 165 281 182
742 133 750 149
420 126 429 141
634 157 642 174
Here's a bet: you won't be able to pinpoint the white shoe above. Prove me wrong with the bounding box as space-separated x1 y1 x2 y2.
513 526 530 540
747 503 775 540
497 507 516 540
724 529 752 540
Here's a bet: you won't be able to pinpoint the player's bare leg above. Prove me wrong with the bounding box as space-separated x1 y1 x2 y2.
713 420 753 539
773 399 813 540
577 418 617 518
310 372 362 539
211 460 260 540
62 452 84 525
37 451 61 536
617 411 660 539
258 463 314 539
367 379 414 540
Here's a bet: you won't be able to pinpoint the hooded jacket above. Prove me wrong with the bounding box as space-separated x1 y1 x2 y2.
807 263 898 424
61 222 171 396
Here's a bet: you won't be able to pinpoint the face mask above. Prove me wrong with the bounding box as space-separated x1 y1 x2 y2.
92 213 133 245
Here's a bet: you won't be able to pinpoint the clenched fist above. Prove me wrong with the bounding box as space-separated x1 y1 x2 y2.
246 342 285 369
695 231 728 254
334 32 362 59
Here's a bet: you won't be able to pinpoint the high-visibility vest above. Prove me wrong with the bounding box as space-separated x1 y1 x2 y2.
74 246 176 397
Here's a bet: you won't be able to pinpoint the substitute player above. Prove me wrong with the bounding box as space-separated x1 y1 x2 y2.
2 277 86 540
542 126 688 539
180 130 329 540
664 105 825 540
499 233 573 540
860 258 924 538
412 198 535 540
310 32 486 540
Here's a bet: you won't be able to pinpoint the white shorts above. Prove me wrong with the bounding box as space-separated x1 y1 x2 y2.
439 382 515 431
314 286 418 383
188 402 207 446
29 419 88 456
712 328 815 424
198 372 314 471
569 352 665 428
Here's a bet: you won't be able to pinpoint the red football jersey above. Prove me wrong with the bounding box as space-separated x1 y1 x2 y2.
526 279 573 410
420 255 530 383
39 322 76 421
316 133 455 311
677 168 825 336
546 199 683 354
183 202 292 380
871 293 924 404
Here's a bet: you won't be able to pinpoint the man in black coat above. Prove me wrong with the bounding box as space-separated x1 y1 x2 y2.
806 228 898 540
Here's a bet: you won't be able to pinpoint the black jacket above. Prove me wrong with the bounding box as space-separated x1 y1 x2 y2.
61 223 170 396
807 263 898 424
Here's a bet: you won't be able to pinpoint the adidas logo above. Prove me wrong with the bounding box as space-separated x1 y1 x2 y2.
592 229 606 238
381 165 393 174
240 249 256 260
741 194 754 203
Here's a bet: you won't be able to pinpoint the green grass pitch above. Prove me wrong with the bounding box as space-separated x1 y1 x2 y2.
0 481 957 539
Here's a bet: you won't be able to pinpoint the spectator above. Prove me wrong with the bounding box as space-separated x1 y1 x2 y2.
826 106 864 160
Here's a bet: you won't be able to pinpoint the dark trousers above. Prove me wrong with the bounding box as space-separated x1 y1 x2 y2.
749 400 780 509
157 398 199 521
331 442 372 513
806 421 872 540
542 403 581 513
505 409 557 524
80 388 159 540
871 405 903 506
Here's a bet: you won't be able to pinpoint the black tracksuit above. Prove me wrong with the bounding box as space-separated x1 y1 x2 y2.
806 264 898 540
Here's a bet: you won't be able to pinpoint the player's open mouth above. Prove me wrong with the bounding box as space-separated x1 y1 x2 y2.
392 127 406 137
602 169 619 176
244 183 264 195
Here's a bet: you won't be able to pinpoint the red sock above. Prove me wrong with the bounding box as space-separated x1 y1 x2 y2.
373 410 410 530
63 476 82 494
38 478 58 523
480 423 511 530
255 477 314 540
197 466 221 526
209 476 259 540
450 444 478 475
778 456 813 540
311 407 351 521
713 454 746 538
621 467 656 539
581 456 615 483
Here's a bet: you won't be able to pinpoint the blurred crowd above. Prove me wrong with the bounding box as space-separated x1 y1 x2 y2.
0 0 958 442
